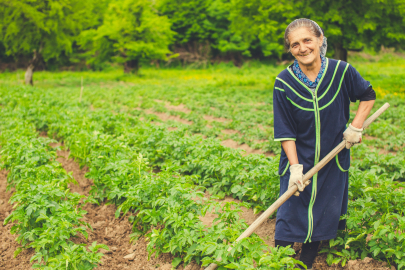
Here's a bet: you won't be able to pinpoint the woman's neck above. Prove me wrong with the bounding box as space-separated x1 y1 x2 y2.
297 56 322 82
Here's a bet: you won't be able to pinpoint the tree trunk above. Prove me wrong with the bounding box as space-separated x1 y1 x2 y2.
24 64 35 86
124 59 139 74
24 49 42 86
334 43 347 62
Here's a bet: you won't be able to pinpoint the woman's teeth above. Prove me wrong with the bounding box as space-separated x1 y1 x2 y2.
299 52 312 56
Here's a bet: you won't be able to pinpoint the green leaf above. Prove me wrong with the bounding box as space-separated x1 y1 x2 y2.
172 257 182 268
225 262 239 269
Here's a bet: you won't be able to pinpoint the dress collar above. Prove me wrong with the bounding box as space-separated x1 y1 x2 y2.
291 56 326 89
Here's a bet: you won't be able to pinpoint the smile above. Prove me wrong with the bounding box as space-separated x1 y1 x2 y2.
299 51 312 57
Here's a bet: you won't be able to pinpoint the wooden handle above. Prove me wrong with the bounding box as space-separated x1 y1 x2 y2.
204 103 390 270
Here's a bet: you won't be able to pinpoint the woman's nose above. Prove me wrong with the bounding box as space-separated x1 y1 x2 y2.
299 44 307 52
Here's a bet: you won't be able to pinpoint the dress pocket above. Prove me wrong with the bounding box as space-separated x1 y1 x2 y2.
336 148 350 172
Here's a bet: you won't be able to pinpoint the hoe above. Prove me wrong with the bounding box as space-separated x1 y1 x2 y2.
205 103 390 270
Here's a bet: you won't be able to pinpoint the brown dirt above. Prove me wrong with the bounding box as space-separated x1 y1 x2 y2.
220 139 274 157
364 135 379 141
145 109 193 125
165 103 192 114
221 129 239 135
57 149 93 196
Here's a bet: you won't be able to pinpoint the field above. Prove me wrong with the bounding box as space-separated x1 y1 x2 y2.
0 52 405 270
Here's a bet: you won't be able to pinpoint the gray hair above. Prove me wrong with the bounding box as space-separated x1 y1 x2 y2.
284 18 328 57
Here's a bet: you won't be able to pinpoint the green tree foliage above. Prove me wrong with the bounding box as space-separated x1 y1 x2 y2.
206 0 249 61
228 0 300 58
157 0 211 44
303 0 405 61
157 0 247 64
1 0 405 69
0 0 95 84
80 0 175 74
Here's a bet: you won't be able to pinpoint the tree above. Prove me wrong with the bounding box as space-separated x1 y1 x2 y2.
228 0 301 59
226 0 405 61
0 0 95 85
302 0 405 61
205 0 249 64
80 0 175 74
157 0 249 65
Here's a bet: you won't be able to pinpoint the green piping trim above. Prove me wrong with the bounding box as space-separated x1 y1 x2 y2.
318 60 341 101
335 155 349 172
274 138 296 141
280 161 290 176
286 97 314 111
304 59 329 243
314 58 329 95
319 63 350 111
305 94 320 243
276 77 313 102
275 87 285 92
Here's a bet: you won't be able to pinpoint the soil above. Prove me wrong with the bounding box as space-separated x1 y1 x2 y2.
221 129 239 135
165 103 192 114
145 109 193 125
220 138 274 157
203 115 229 123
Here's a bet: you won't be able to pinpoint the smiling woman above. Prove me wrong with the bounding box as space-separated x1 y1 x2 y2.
284 19 327 84
271 18 376 270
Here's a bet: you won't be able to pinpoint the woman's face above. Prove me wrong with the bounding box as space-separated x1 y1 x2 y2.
288 27 323 66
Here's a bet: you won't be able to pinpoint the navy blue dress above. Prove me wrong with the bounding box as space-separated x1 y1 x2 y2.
273 58 371 243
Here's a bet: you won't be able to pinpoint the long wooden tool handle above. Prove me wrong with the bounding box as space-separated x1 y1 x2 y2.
205 103 390 270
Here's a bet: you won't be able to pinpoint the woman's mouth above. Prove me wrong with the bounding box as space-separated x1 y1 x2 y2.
299 51 312 57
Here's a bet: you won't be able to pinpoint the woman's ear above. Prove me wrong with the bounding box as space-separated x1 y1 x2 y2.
318 34 324 47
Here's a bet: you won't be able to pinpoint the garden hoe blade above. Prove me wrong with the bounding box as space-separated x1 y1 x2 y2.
204 103 390 270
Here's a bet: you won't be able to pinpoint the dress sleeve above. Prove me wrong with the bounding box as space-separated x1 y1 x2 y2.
273 87 297 141
346 65 372 102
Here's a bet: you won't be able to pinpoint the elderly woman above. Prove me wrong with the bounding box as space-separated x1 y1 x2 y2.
273 19 376 269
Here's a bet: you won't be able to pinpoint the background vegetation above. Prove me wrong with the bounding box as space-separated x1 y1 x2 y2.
1 0 405 84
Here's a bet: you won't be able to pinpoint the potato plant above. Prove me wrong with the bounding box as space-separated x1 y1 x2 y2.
0 113 108 269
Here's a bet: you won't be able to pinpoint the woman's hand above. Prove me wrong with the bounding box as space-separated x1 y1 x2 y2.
289 164 310 196
343 124 363 149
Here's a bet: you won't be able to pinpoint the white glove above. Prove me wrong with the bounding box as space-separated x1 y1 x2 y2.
289 164 310 196
343 123 363 149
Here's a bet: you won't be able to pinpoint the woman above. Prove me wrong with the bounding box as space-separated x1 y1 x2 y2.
273 19 375 269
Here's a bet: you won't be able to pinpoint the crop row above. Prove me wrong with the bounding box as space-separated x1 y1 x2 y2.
2 84 405 268
0 110 107 269
0 86 302 269
51 115 301 269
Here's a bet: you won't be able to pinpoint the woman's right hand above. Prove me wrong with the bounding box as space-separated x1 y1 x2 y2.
289 164 310 196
